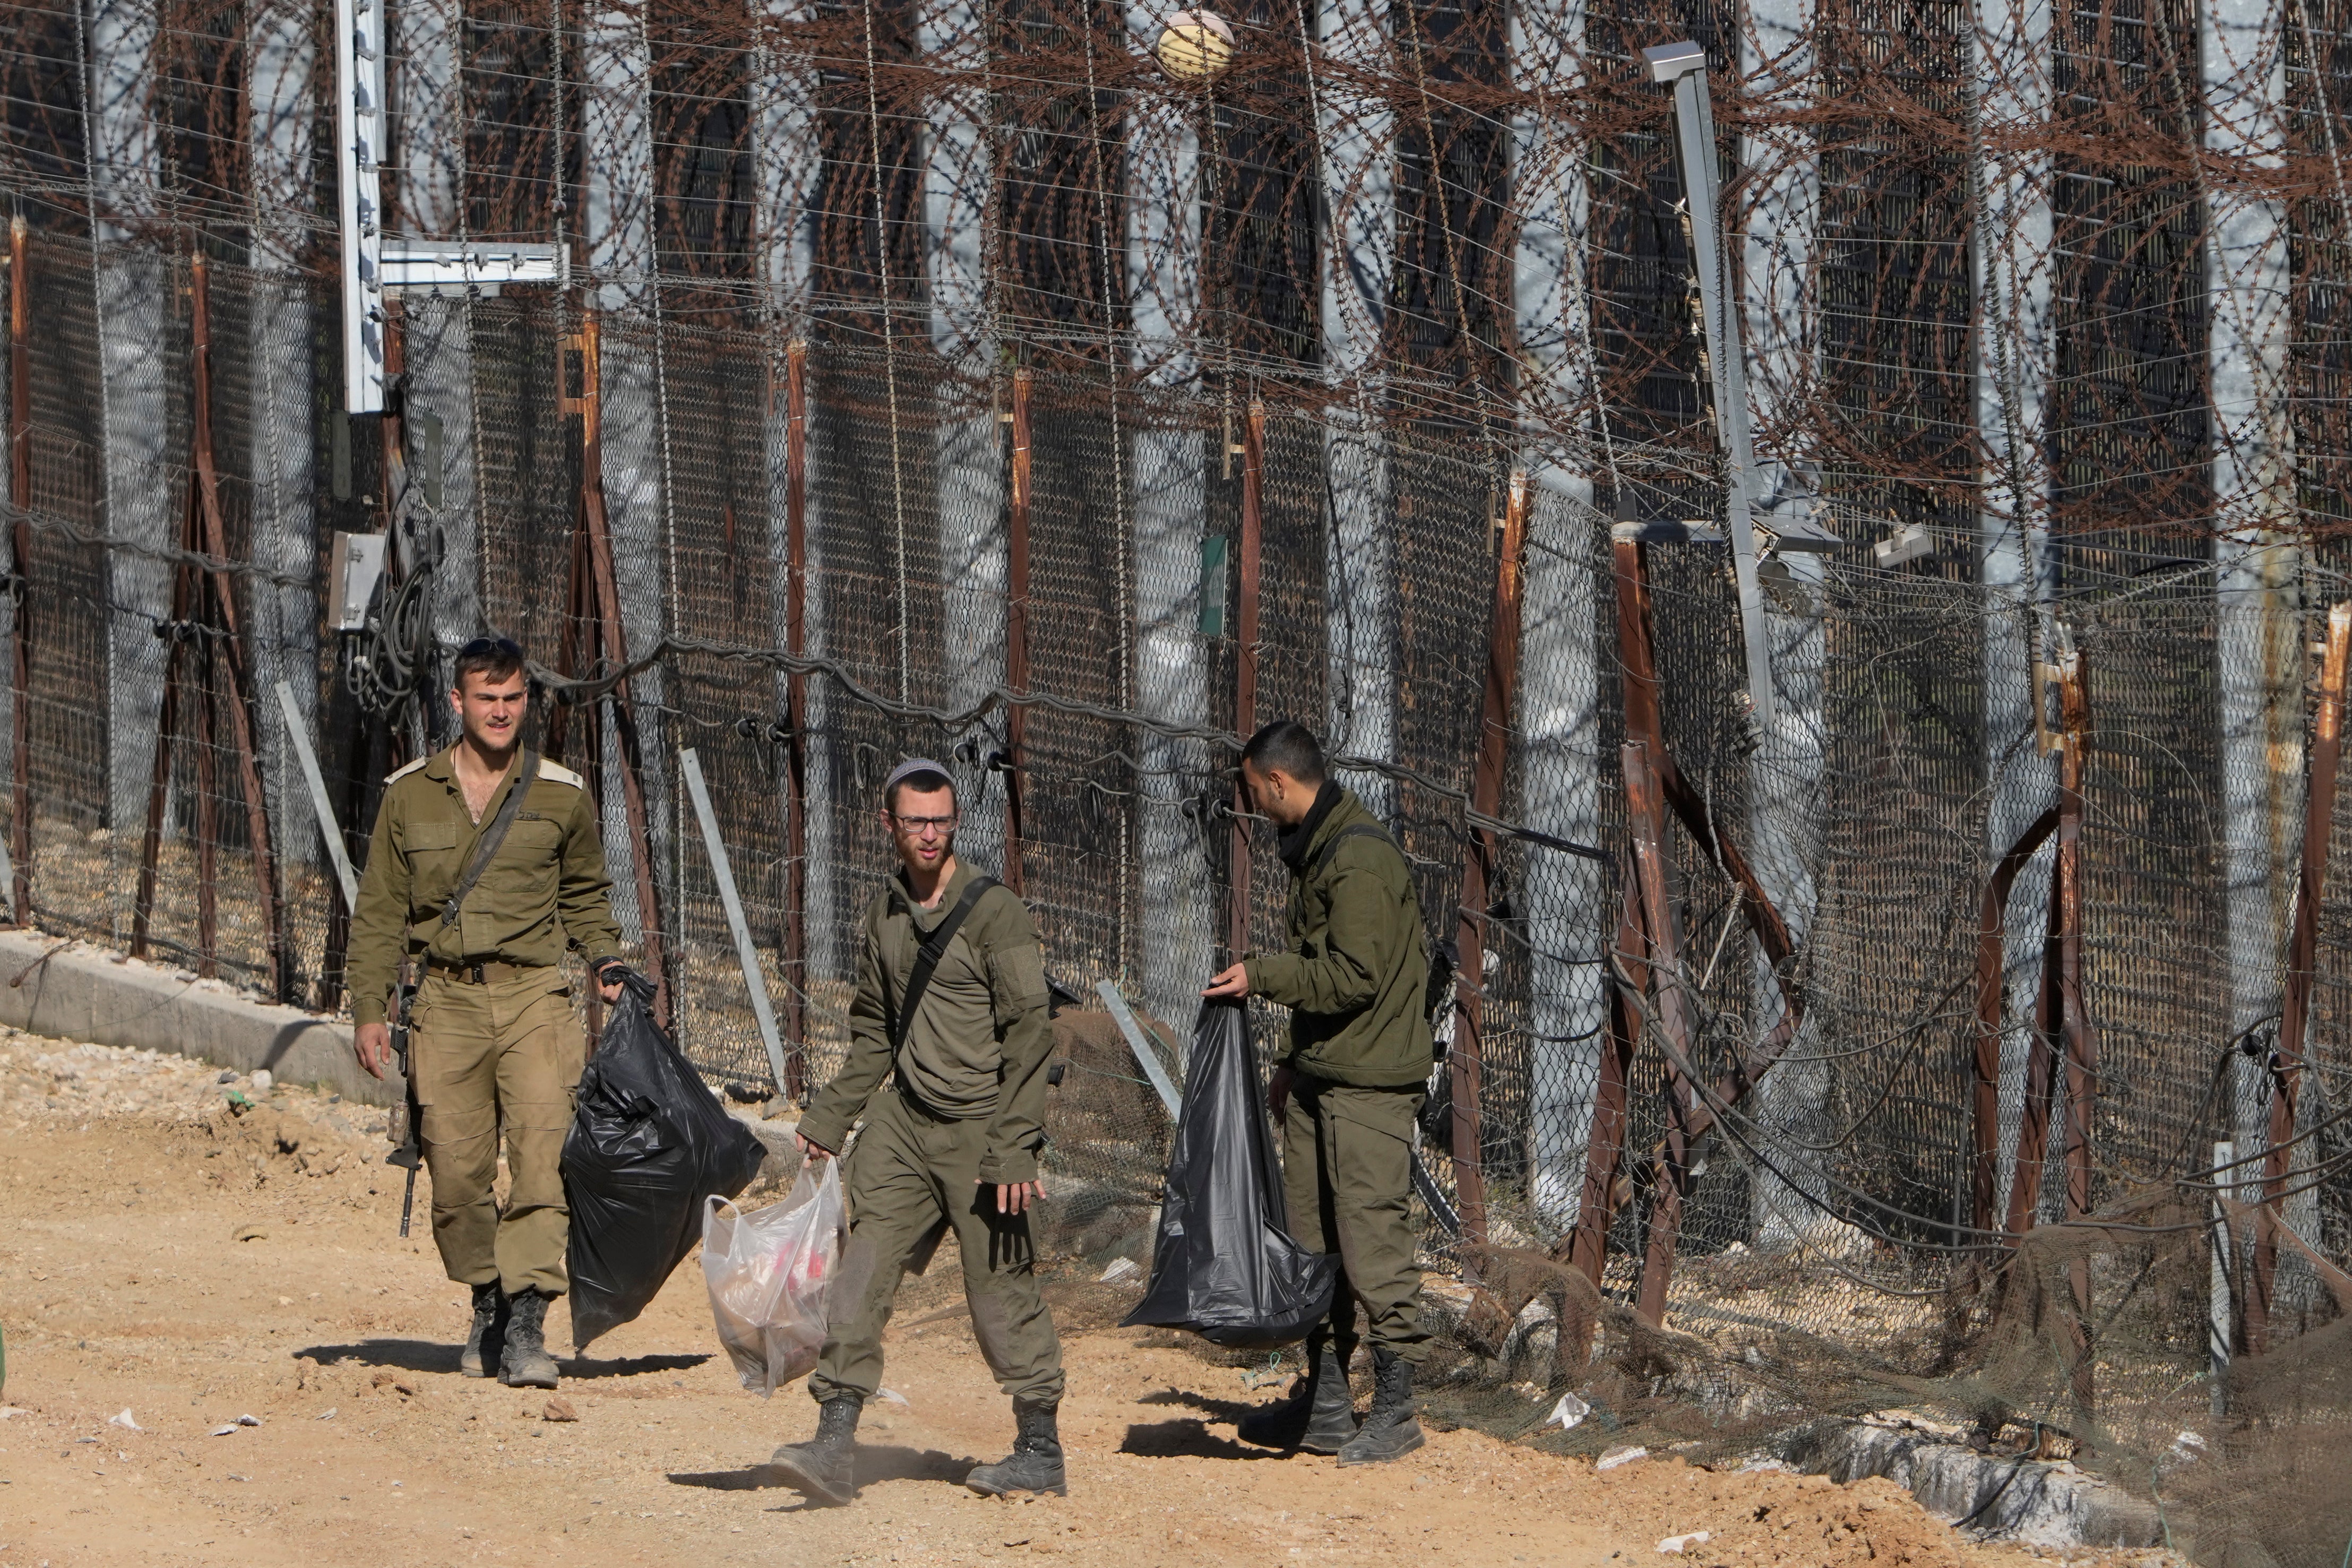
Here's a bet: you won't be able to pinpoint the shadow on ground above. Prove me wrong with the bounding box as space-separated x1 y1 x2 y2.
668 1444 977 1509
1120 1418 1280 1461
296 1338 460 1374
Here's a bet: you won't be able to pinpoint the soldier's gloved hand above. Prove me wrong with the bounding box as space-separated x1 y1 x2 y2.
354 1021 393 1081
595 961 627 1005
986 1178 1046 1217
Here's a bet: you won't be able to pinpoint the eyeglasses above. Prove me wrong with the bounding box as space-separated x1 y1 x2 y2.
890 813 959 837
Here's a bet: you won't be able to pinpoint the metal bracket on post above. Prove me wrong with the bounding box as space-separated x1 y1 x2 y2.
1642 41 1838 729
380 243 568 296
334 0 387 413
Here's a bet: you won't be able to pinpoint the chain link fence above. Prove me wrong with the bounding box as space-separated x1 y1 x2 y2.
4 235 2350 1561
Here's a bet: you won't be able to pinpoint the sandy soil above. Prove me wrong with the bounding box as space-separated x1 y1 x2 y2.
0 1032 2185 1568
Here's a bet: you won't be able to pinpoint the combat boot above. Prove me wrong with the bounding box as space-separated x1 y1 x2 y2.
497 1288 561 1389
965 1398 1068 1497
764 1396 861 1505
459 1282 506 1379
1334 1348 1424 1466
1236 1345 1357 1454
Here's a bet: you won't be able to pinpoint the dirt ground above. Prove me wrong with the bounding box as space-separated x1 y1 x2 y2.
0 1031 2186 1568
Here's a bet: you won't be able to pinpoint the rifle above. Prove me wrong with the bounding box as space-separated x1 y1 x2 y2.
386 955 423 1236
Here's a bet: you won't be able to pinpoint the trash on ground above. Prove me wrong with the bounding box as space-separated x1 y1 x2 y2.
1549 1392 1589 1431
1657 1531 1711 1553
107 1409 141 1431
1596 1445 1648 1471
1098 1257 1141 1283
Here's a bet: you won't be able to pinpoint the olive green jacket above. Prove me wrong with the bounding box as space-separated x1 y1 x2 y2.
1244 787 1435 1088
346 748 625 1026
797 859 1055 1184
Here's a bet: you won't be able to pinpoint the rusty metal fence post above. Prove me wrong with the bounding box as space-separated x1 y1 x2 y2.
1226 399 1264 961
6 216 30 926
779 337 810 1098
2248 600 2352 1349
130 255 288 996
1445 471 1531 1253
560 315 672 1030
1004 367 1032 896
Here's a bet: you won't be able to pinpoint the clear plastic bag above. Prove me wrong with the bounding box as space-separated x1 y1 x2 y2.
701 1157 844 1397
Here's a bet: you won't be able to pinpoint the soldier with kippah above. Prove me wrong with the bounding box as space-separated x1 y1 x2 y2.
763 757 1065 1504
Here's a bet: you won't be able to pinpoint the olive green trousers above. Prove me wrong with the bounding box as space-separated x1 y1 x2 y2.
807 1089 1064 1406
1281 1074 1430 1364
411 969 583 1297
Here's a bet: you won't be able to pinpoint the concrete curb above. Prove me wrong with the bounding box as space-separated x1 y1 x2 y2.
0 932 397 1108
1780 1415 2166 1550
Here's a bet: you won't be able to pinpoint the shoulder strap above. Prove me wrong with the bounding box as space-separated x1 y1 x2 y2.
438 750 542 931
1306 821 1399 883
882 874 1001 1055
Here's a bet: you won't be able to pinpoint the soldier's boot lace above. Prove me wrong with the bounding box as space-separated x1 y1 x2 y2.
460 1282 505 1379
1236 1345 1357 1454
497 1287 561 1389
1335 1348 1424 1466
763 1397 861 1505
964 1398 1067 1497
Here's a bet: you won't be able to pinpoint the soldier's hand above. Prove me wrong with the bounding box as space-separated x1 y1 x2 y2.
596 962 626 1005
1202 961 1252 1001
987 1178 1046 1217
354 1021 393 1081
1268 1063 1296 1122
794 1130 833 1161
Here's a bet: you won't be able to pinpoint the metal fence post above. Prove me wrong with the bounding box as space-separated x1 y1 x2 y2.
7 217 31 926
780 337 809 1097
2249 601 2352 1348
1225 399 1264 961
1004 366 1032 895
1446 470 1529 1254
682 747 793 1095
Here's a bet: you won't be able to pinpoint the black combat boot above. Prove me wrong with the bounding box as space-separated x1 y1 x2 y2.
1236 1345 1357 1454
764 1396 861 1505
1334 1348 1424 1466
964 1398 1068 1497
459 1282 506 1379
498 1288 561 1389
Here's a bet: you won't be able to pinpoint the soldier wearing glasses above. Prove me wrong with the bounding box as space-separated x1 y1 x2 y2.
764 758 1064 1504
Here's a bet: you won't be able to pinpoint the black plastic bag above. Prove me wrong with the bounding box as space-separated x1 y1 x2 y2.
1121 1001 1337 1349
563 970 767 1350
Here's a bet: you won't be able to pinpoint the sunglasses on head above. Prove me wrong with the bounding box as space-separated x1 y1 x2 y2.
456 635 526 664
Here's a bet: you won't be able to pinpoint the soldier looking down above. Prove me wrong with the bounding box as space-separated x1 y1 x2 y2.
763 757 1065 1505
1205 719 1435 1466
348 635 629 1390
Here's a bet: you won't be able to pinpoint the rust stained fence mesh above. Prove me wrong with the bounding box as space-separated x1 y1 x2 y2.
10 0 2352 1555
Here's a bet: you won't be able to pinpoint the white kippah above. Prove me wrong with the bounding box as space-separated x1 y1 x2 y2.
883 756 952 797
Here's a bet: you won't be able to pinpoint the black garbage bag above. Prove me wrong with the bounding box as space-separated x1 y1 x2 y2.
563 970 767 1350
1121 1001 1337 1349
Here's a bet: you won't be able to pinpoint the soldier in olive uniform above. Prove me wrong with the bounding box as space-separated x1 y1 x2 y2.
1207 720 1435 1466
763 758 1064 1505
349 636 630 1390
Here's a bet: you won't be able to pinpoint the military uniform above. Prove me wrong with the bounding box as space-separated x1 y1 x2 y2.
1243 783 1435 1369
795 859 1063 1409
347 748 623 1297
